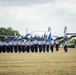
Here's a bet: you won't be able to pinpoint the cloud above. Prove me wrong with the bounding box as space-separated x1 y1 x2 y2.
55 0 76 14
0 0 76 35
0 3 54 21
0 0 76 22
0 0 54 6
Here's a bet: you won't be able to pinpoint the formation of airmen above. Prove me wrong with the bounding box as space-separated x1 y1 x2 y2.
0 38 63 53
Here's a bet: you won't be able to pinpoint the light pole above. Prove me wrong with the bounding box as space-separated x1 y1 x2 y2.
26 28 28 34
14 32 16 36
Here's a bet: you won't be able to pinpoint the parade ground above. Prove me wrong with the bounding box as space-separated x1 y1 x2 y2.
0 48 76 75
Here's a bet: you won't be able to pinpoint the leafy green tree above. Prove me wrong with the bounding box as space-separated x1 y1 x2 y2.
0 27 21 40
0 27 20 36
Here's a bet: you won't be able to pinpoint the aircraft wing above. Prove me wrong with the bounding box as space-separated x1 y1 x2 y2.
54 36 64 41
67 33 76 35
0 35 14 41
59 35 76 44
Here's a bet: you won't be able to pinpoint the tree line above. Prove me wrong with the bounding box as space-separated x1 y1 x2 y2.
0 27 20 36
0 27 21 40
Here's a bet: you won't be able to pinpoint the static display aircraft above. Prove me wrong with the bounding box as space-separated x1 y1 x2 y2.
25 26 76 40
0 35 14 41
0 26 76 42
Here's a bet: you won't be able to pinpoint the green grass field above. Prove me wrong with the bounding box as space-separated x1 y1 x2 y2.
0 48 76 75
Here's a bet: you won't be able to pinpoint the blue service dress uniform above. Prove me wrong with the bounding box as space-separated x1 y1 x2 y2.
9 41 13 53
42 40 46 52
21 40 25 53
55 40 59 51
13 41 18 53
50 40 54 52
46 41 49 52
33 40 38 52
38 40 42 52
26 40 30 52
17 40 21 53
0 41 2 53
30 40 34 52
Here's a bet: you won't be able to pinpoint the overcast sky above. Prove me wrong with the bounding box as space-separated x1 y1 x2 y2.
0 0 76 36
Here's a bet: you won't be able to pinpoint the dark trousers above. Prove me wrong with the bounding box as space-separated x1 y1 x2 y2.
7 46 10 53
22 45 25 52
56 44 59 51
2 45 6 53
27 46 30 52
0 46 2 53
18 45 21 53
9 45 13 53
64 45 67 52
43 44 45 52
50 45 54 52
34 44 38 52
39 45 42 52
46 45 49 52
31 45 34 52
14 45 17 53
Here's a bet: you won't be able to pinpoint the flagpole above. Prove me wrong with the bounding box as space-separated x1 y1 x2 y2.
64 26 68 40
64 26 67 37
48 26 51 42
48 26 51 33
26 28 28 34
